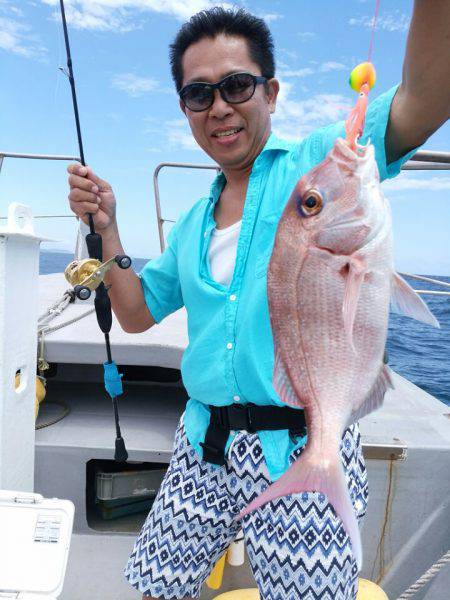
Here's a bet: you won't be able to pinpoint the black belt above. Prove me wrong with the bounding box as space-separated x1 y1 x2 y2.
200 403 307 466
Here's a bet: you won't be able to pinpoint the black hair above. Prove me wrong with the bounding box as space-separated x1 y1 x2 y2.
169 7 275 92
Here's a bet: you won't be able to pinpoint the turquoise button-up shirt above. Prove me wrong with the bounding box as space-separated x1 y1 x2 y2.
140 85 418 482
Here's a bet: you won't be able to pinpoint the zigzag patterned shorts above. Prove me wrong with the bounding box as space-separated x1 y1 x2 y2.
124 414 368 600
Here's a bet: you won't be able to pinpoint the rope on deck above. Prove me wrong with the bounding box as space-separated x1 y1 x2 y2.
38 290 95 371
38 289 96 335
396 549 450 599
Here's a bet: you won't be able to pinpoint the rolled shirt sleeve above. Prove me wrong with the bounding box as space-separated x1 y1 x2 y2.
307 85 421 181
139 219 184 323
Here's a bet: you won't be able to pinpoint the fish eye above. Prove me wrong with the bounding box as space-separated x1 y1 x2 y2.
297 189 324 217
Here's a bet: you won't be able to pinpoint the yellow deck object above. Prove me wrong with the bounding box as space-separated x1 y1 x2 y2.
207 540 387 600
212 590 259 600
207 553 227 590
357 578 389 599
208 572 388 599
15 374 46 419
211 578 387 599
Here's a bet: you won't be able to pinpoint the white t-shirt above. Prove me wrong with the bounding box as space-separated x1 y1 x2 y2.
208 220 242 287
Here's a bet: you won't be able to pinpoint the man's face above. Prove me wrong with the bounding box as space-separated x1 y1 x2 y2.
179 34 279 172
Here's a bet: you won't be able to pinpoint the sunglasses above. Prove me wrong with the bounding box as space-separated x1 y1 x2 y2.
179 72 268 112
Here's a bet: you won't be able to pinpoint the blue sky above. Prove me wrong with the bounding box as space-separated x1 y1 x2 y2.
0 0 449 274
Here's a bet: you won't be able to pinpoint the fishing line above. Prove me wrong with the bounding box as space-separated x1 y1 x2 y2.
367 0 381 63
59 0 129 463
52 9 63 112
346 0 381 148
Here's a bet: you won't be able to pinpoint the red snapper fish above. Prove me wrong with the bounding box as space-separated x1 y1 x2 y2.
238 135 439 569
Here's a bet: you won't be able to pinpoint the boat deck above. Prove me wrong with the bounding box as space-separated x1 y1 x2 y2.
62 532 450 600
38 273 450 450
36 273 450 600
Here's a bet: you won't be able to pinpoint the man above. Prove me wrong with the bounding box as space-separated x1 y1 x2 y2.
67 5 449 599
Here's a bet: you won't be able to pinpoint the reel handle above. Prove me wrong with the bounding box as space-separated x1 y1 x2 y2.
74 284 91 301
115 254 132 269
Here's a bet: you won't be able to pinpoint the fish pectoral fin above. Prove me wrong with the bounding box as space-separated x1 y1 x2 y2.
237 450 363 571
342 257 366 351
273 346 304 408
347 364 394 426
391 272 440 328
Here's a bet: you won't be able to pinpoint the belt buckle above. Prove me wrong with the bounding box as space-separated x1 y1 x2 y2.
230 404 254 432
214 406 229 429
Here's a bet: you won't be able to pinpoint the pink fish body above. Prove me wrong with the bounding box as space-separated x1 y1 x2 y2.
238 137 438 570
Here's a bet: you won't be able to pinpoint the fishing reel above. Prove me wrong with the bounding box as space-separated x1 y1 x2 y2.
64 254 132 301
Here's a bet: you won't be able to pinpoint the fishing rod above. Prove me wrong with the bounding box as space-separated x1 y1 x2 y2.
59 0 130 462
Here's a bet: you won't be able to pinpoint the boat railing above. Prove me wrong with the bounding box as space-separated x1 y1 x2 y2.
0 151 81 171
153 162 221 253
0 149 449 298
402 149 450 170
0 152 80 223
153 150 450 251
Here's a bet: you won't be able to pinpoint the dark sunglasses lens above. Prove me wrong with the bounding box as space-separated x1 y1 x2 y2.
222 73 255 102
182 84 213 111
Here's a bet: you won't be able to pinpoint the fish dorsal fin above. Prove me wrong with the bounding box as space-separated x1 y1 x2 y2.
342 256 366 350
273 346 304 408
391 272 439 328
347 364 394 427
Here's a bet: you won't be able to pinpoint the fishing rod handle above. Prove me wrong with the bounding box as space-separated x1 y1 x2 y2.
94 283 112 333
86 232 102 261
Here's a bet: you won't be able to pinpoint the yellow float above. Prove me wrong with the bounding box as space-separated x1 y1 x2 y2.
208 554 389 600
211 578 389 599
357 578 389 599
14 373 46 419
349 61 376 92
207 553 227 590
212 590 259 600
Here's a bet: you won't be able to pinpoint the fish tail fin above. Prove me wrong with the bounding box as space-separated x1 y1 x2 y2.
237 448 363 571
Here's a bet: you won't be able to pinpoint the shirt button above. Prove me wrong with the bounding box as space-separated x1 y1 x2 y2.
233 395 240 402
229 294 236 301
226 342 233 350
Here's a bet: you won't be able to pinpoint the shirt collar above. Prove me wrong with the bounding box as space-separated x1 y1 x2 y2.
260 131 291 154
208 131 290 205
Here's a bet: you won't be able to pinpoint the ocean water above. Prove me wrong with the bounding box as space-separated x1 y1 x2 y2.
387 274 450 406
40 251 450 406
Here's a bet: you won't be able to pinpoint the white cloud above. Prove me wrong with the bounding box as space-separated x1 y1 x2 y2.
6 3 24 17
298 31 315 41
319 61 346 73
279 67 314 78
349 11 410 33
165 118 201 151
0 2 47 58
0 21 46 58
382 175 450 192
278 48 298 61
42 0 233 31
278 61 346 80
259 13 283 23
272 78 351 140
112 73 173 97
